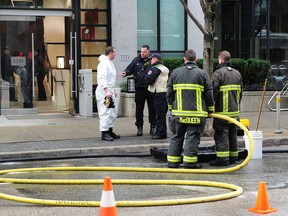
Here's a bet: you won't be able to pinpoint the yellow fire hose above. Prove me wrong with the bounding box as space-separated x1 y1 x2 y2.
0 113 253 207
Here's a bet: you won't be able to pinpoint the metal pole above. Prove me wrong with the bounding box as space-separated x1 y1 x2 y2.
32 33 35 98
275 92 282 134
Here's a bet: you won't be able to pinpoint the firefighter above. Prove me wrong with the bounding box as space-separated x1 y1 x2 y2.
167 49 214 169
210 51 243 166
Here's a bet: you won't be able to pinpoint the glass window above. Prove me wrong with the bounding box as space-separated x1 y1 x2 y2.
160 0 184 51
81 42 107 55
79 0 110 86
81 56 99 70
137 0 185 55
81 10 107 25
81 0 107 9
81 26 107 40
137 0 157 50
0 0 72 9
269 0 288 66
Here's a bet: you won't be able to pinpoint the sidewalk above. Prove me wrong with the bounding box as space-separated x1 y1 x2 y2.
0 110 288 160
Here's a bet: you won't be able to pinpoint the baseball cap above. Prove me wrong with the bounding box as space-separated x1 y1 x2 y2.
150 53 162 60
3 46 10 51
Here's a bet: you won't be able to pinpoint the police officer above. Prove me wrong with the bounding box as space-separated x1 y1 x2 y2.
144 53 169 139
210 51 243 166
119 45 156 136
167 49 214 169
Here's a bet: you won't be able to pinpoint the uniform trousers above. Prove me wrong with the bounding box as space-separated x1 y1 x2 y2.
153 92 167 136
134 87 156 126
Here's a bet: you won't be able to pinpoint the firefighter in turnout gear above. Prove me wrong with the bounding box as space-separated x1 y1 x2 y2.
166 50 214 169
210 51 243 166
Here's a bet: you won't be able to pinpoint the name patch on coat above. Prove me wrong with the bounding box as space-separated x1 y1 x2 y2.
179 117 200 124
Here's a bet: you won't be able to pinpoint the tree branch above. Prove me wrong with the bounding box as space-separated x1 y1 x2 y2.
200 0 207 15
179 0 209 37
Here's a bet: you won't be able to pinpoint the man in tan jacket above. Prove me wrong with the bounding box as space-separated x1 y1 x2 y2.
144 53 169 139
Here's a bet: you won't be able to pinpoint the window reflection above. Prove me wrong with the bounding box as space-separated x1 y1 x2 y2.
81 0 107 9
0 0 72 8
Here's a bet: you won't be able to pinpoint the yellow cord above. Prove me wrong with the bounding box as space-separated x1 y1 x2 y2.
0 114 253 207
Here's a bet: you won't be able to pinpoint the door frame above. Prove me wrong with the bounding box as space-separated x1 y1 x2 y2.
0 9 78 113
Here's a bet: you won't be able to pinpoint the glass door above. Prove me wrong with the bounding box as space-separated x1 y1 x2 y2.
0 14 75 113
0 18 35 110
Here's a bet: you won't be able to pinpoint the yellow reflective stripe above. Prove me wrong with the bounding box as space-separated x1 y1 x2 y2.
167 155 182 163
237 88 241 111
218 84 241 115
215 111 240 117
216 151 229 158
176 88 182 110
197 88 202 112
172 110 208 117
173 83 205 113
183 155 197 163
229 151 238 157
223 90 228 112
208 106 214 112
173 83 204 91
168 104 172 110
219 85 241 91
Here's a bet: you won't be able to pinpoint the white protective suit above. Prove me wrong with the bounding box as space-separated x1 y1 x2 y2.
96 54 117 131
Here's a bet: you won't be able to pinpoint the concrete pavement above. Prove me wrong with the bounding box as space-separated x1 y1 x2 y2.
0 110 288 160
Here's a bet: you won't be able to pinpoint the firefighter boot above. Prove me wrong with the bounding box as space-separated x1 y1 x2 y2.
101 131 114 141
183 163 202 169
109 128 120 139
150 124 156 135
229 156 238 164
168 162 179 168
137 126 143 136
210 158 229 166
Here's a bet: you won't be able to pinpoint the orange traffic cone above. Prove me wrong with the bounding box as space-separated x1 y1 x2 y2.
99 176 118 216
249 181 277 214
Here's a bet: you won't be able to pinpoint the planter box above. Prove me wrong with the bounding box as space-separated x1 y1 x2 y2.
118 92 136 117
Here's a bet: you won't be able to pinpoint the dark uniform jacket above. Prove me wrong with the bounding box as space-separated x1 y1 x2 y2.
124 55 151 88
144 62 169 93
211 62 243 118
167 62 214 121
1 54 14 80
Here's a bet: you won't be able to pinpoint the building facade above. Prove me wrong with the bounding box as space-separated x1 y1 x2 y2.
0 0 287 114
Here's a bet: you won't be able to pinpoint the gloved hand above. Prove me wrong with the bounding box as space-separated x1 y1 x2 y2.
104 96 115 108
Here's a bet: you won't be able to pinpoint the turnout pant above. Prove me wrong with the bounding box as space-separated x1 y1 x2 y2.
213 118 238 160
168 118 205 165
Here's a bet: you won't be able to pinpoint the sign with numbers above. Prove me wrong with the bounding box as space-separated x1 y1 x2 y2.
11 57 26 67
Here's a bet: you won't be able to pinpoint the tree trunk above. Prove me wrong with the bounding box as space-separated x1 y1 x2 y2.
203 35 214 77
202 13 215 77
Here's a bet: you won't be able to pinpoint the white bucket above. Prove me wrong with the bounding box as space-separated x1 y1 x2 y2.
243 130 263 159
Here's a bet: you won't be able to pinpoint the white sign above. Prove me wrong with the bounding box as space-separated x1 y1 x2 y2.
11 57 26 67
120 55 130 62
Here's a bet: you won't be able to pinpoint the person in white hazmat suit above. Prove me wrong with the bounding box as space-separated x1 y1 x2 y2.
96 46 120 141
